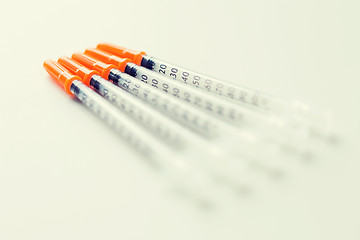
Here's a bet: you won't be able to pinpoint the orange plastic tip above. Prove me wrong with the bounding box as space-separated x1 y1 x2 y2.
43 60 81 95
97 43 146 66
72 53 116 79
85 48 131 72
58 56 99 86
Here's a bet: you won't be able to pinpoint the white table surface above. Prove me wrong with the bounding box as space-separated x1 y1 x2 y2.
0 0 359 239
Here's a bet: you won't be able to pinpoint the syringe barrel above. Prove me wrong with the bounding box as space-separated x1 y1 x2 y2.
107 68 224 138
88 74 187 148
69 80 161 159
141 55 288 113
123 62 267 127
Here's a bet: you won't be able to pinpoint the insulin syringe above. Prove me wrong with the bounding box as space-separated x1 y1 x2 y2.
56 57 269 189
59 56 188 149
71 52 308 173
97 43 335 142
96 43 289 112
80 49 316 158
44 60 254 200
84 48 275 128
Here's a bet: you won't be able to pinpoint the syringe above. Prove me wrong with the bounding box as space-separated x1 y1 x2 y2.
72 52 235 138
97 43 336 143
43 59 250 201
97 43 285 112
71 52 308 175
58 56 187 150
56 57 262 190
81 49 318 157
44 60 170 162
83 48 281 129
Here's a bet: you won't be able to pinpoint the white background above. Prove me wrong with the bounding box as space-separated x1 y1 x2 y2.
0 0 359 239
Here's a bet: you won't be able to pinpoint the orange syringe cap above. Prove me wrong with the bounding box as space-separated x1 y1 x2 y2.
85 48 131 72
43 59 81 95
72 53 116 79
58 56 99 86
97 43 146 65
